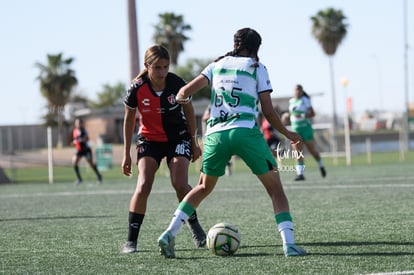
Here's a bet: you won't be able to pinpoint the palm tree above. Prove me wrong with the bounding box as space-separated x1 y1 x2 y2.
35 53 78 148
153 12 191 69
311 7 348 159
91 82 126 108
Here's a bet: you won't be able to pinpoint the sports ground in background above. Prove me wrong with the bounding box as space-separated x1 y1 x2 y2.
0 151 414 274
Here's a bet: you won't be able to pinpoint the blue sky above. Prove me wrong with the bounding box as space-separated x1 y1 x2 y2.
1 0 413 125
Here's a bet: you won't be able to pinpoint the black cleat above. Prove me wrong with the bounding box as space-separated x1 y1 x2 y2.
320 167 326 178
294 175 305 181
188 221 206 248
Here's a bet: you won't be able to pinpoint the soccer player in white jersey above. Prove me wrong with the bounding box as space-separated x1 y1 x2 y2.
158 27 307 258
288 84 326 181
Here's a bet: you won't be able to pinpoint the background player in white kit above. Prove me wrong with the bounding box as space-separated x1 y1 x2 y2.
288 84 326 181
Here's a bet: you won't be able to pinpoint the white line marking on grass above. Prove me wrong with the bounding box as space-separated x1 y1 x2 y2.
0 189 132 199
284 183 414 190
0 182 413 199
334 175 414 183
362 270 414 275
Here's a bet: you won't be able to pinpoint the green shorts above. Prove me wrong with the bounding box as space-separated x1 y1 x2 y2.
292 122 314 142
202 126 277 177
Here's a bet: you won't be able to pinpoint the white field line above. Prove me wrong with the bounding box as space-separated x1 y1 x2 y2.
284 183 414 190
1 181 414 199
0 189 132 199
361 270 414 275
318 175 414 184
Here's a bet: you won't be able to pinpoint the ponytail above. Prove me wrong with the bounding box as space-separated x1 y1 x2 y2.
296 84 310 98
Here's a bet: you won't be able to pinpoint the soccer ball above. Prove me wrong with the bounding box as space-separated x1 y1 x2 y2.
206 222 241 256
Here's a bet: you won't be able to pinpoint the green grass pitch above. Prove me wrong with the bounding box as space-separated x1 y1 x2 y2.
1 152 414 274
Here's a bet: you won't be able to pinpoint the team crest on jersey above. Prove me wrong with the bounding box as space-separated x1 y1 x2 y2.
167 95 176 105
135 78 144 85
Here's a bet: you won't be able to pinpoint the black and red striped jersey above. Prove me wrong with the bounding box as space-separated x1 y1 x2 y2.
72 127 89 152
124 73 190 142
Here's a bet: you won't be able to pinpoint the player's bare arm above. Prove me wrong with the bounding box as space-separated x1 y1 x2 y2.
122 106 136 176
182 103 201 162
176 75 209 104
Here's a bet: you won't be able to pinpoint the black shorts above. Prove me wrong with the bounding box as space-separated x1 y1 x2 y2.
76 147 92 160
136 136 191 166
267 136 281 150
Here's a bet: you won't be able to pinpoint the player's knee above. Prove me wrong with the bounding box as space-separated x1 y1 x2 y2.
196 182 216 197
134 186 151 199
172 182 190 195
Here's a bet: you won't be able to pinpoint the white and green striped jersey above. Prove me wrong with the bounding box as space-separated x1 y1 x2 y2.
201 56 273 135
288 96 312 128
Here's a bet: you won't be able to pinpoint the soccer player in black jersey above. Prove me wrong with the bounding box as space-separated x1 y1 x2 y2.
121 45 206 254
72 118 102 185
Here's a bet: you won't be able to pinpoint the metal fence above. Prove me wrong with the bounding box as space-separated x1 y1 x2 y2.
0 125 70 154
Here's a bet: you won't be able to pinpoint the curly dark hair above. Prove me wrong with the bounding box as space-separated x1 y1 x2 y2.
215 28 262 67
